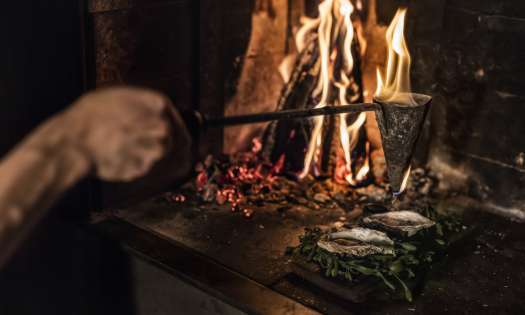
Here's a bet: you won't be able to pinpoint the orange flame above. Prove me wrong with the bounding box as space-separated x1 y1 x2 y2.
294 0 368 183
397 164 411 195
375 7 415 194
374 8 415 105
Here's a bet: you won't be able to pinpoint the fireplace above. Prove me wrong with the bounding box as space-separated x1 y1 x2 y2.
85 0 525 313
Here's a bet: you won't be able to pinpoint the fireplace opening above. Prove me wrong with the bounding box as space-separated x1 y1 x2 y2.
168 0 429 213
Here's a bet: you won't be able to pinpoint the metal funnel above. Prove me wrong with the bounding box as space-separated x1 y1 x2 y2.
374 93 432 194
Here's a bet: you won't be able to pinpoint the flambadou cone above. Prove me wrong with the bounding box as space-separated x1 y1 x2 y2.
374 93 431 194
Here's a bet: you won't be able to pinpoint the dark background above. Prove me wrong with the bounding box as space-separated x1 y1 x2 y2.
0 2 134 314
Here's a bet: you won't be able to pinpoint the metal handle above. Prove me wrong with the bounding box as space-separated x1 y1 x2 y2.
204 103 379 127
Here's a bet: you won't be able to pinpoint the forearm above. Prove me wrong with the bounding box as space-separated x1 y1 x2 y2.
0 87 193 269
0 113 91 268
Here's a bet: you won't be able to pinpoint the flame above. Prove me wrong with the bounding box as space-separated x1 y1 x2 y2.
278 55 296 83
355 142 370 181
375 8 415 195
374 8 415 105
296 16 320 53
295 0 368 183
394 165 411 197
299 0 334 178
345 140 369 185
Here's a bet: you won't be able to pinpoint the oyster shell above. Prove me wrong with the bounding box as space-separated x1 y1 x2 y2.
363 210 435 237
317 239 395 257
328 227 394 247
317 227 395 257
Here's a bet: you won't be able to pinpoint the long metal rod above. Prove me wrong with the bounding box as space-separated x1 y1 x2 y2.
205 103 379 127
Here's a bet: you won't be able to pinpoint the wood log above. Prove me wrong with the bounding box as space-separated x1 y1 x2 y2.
320 113 338 176
360 0 388 179
224 0 290 154
262 25 367 178
261 34 319 168
321 29 365 177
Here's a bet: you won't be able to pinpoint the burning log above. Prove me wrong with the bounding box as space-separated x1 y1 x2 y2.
320 114 337 175
321 30 365 177
261 34 320 170
224 0 295 154
275 34 320 113
262 12 367 181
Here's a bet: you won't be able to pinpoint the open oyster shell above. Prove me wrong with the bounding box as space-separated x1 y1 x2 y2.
317 227 395 257
317 240 395 257
328 227 394 247
362 210 435 237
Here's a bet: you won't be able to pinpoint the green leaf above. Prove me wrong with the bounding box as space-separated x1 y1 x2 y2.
402 255 420 266
333 259 339 273
326 256 333 270
401 243 417 252
339 261 349 269
435 223 444 236
389 260 404 274
307 248 316 260
301 244 312 254
392 273 413 302
351 264 378 276
377 272 396 291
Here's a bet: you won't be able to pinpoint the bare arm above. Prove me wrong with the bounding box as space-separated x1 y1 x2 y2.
0 87 192 268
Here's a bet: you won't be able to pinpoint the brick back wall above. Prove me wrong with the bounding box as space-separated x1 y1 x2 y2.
430 0 525 209
376 0 525 211
87 0 197 111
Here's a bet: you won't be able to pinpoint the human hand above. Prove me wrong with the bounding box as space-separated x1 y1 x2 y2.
64 86 192 182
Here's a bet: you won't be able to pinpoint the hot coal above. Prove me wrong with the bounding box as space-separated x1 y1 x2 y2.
161 139 441 221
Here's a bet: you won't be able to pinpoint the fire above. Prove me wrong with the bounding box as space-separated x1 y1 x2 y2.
396 165 411 196
374 8 415 106
280 3 417 192
375 7 416 194
292 0 369 184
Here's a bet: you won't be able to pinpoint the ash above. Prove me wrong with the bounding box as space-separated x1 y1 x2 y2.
162 141 441 220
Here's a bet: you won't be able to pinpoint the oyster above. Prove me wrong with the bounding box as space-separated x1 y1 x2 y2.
317 239 395 257
317 227 395 257
328 227 394 247
363 210 435 237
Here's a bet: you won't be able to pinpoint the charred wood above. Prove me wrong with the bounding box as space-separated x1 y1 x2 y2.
321 30 364 176
262 23 367 178
261 34 319 169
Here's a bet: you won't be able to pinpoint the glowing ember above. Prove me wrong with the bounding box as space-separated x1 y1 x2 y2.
163 192 186 203
243 208 254 219
191 138 283 215
173 194 186 203
162 3 432 219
